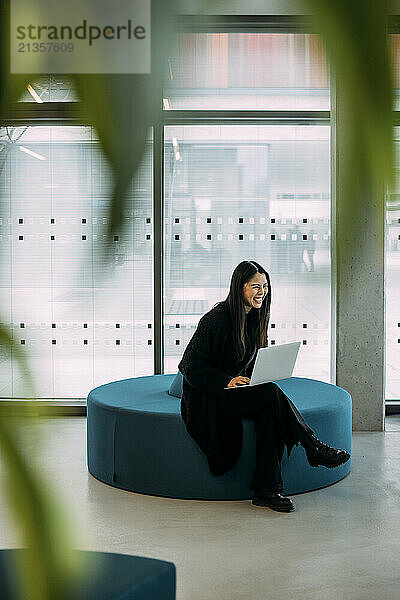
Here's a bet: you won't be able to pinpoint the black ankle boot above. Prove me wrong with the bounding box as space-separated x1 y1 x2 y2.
252 490 295 512
302 434 350 469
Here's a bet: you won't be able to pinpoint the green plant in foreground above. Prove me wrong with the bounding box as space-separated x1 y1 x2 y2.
0 0 174 597
306 0 395 273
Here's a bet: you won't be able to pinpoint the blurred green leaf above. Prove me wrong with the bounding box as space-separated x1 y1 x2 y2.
0 415 95 600
0 324 91 600
0 323 34 397
0 0 30 108
72 0 175 256
0 0 176 598
305 0 395 258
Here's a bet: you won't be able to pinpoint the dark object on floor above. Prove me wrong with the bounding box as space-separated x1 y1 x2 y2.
0 549 176 600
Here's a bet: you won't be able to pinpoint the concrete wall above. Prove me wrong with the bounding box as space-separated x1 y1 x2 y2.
332 78 386 432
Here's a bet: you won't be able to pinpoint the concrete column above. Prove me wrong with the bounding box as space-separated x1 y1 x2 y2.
332 78 386 431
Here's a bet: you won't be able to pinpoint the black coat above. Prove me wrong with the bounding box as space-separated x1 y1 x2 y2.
178 299 257 476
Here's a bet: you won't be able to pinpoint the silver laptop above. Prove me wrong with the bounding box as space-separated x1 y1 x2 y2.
224 341 301 389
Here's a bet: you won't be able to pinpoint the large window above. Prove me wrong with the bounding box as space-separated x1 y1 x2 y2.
0 25 333 400
385 128 400 400
163 29 332 383
386 35 400 401
0 126 153 398
163 125 331 380
1 18 397 407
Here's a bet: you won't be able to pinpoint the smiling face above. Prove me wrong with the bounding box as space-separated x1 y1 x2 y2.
242 272 268 313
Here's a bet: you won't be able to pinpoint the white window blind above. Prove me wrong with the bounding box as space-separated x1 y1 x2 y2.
0 126 153 398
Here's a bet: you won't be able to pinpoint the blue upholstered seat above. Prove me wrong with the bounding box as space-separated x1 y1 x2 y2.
87 374 351 500
0 549 176 600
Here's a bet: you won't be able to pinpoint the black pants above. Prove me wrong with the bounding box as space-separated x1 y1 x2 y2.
218 382 315 494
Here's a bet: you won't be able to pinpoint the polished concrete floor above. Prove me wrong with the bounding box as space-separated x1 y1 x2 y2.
0 416 400 600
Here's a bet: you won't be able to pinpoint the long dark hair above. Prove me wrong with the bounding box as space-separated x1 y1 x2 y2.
224 260 271 363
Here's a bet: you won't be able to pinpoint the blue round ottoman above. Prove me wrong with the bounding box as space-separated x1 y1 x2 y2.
0 549 176 600
87 374 352 500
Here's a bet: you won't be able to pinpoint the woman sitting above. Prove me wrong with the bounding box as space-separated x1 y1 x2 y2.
178 260 350 513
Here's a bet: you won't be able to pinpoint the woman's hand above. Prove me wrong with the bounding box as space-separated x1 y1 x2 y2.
227 376 250 388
